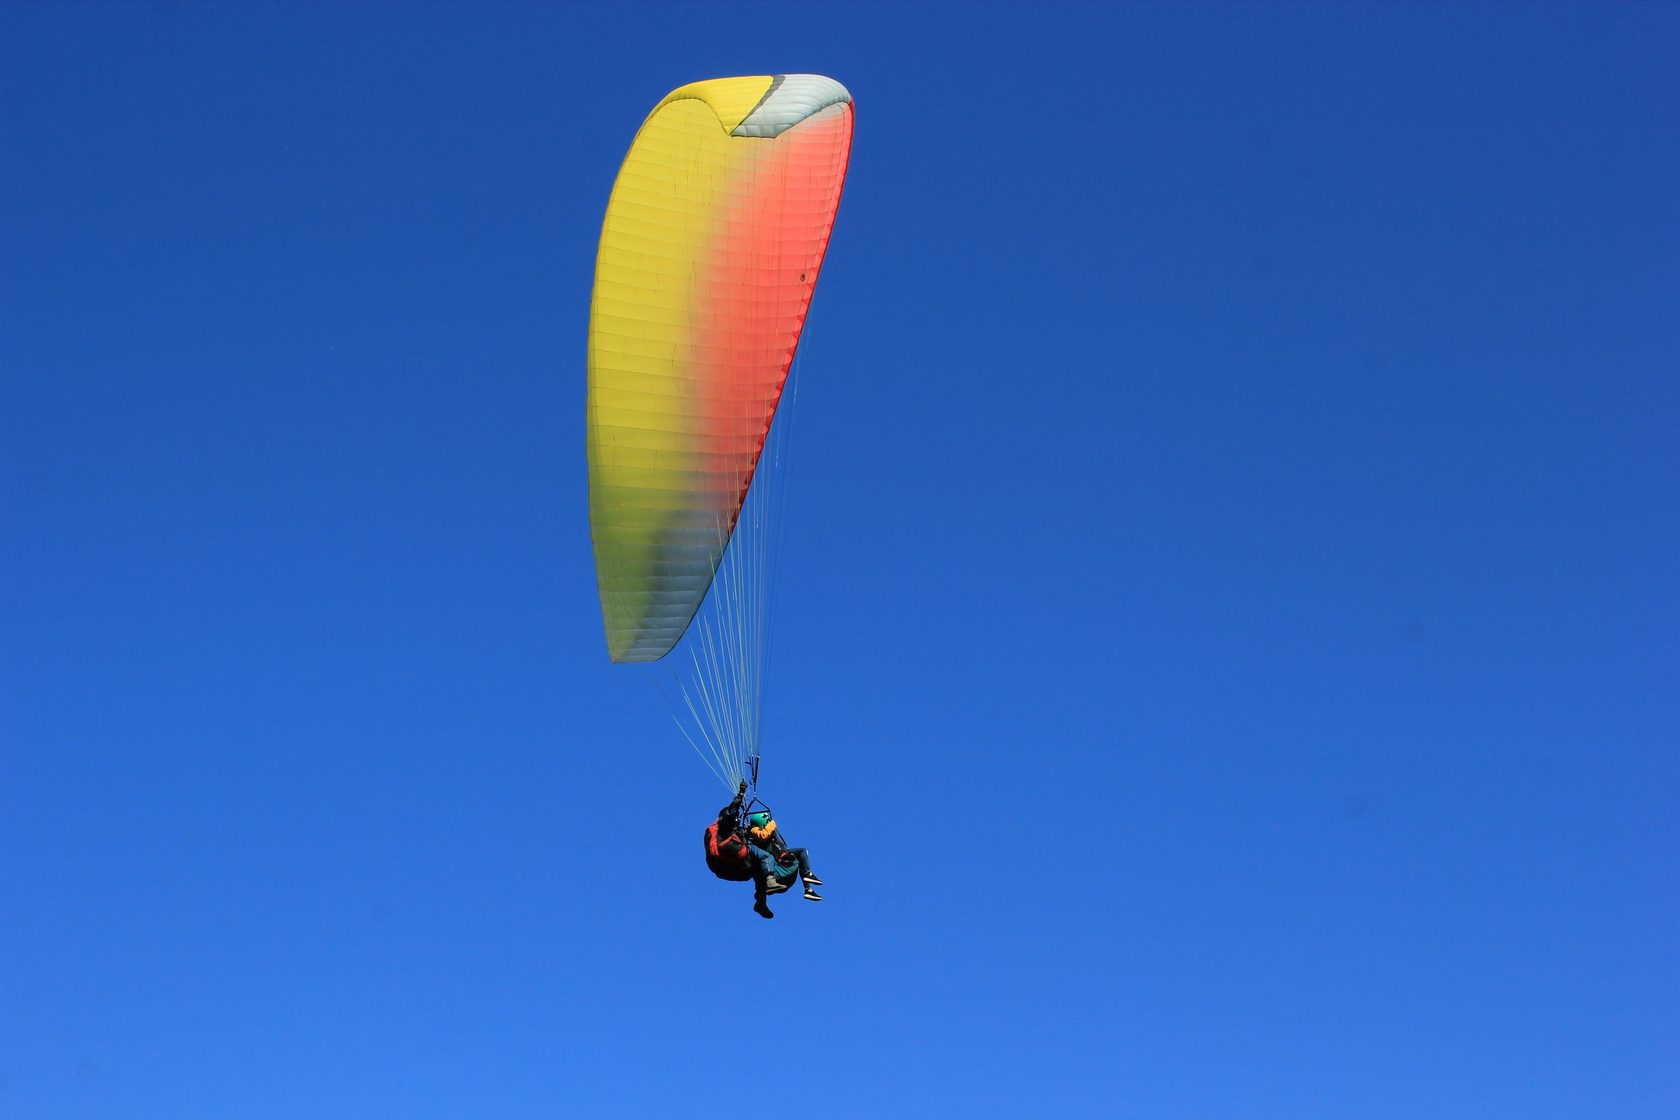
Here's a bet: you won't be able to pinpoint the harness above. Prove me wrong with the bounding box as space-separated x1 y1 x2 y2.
707 753 796 878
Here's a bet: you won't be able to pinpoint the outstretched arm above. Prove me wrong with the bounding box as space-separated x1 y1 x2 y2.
718 781 747 828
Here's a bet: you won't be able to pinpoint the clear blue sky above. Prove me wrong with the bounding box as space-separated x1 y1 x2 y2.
3 3 1676 1117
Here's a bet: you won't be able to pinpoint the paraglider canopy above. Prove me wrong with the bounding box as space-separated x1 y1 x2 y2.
586 74 854 666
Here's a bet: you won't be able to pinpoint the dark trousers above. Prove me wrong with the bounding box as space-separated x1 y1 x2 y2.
748 843 813 885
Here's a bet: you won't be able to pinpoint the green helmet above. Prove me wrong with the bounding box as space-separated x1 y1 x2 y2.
748 811 772 829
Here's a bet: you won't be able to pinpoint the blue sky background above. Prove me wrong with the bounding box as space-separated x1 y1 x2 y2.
3 3 1676 1117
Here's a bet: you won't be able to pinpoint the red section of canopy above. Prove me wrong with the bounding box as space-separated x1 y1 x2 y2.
691 105 854 536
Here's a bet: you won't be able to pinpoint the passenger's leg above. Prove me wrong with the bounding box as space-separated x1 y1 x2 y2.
750 844 790 893
788 847 821 885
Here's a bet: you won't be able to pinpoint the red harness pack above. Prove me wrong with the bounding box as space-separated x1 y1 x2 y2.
703 820 755 882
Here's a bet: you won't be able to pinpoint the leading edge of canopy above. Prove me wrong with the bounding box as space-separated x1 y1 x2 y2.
656 74 852 139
